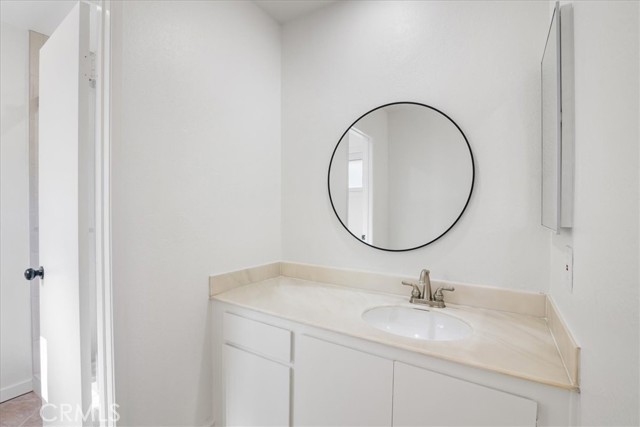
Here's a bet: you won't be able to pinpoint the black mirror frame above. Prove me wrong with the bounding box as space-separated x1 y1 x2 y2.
327 101 476 252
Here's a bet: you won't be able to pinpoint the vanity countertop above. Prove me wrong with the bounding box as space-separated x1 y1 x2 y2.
212 275 577 391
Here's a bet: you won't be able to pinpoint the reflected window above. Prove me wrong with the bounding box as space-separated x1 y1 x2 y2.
348 159 363 189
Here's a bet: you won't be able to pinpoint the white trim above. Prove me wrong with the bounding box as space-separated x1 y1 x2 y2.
93 1 116 425
348 127 369 140
0 379 33 403
31 373 41 397
347 129 373 243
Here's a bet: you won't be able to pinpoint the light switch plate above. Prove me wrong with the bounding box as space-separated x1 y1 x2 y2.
564 245 573 293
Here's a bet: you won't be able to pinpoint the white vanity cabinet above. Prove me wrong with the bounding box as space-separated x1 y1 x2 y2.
294 335 393 426
222 313 291 426
393 362 537 426
215 303 572 427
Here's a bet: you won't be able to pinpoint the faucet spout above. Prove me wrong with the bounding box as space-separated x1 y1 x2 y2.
419 269 432 301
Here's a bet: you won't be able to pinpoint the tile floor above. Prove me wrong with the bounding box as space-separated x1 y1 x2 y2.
0 393 42 427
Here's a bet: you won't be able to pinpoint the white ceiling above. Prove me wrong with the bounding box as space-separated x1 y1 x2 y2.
0 0 76 36
255 0 336 24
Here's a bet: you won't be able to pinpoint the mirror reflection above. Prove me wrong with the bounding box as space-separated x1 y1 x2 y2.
541 6 560 231
328 102 474 251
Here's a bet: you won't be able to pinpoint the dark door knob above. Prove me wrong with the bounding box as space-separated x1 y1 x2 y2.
24 267 44 280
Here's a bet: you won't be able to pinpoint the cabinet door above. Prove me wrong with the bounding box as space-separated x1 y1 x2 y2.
224 344 290 426
294 335 393 426
393 362 537 426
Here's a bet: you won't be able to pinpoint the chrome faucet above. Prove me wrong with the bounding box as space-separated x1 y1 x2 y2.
402 269 455 308
418 269 432 303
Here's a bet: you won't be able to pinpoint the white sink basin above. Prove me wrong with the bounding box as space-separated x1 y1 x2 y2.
362 306 472 341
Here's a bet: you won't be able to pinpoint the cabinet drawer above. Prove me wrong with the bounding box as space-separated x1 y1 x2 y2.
223 312 291 363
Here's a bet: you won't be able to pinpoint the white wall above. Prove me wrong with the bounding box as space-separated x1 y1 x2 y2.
108 1 639 425
330 133 348 221
548 1 639 425
111 1 281 425
282 1 550 290
0 21 32 401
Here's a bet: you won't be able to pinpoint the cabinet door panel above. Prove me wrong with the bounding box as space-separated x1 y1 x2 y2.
224 344 290 426
393 362 537 426
294 335 393 426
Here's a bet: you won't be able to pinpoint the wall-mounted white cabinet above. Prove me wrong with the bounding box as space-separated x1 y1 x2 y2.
541 3 575 231
214 303 572 427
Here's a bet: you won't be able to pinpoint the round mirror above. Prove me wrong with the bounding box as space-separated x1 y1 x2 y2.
328 102 474 251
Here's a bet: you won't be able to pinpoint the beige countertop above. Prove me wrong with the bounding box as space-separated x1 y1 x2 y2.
213 275 576 391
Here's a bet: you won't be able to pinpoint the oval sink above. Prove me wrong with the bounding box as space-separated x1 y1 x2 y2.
362 306 472 341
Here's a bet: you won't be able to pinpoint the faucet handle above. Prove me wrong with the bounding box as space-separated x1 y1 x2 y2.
433 285 455 302
402 281 422 299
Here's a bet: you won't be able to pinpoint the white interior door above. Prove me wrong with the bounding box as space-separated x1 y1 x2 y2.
347 129 372 243
38 2 94 425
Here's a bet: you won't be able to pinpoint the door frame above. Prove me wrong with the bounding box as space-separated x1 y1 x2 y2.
36 1 115 423
347 128 373 244
92 0 117 424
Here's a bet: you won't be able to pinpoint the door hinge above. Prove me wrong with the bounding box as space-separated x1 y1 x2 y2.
84 51 97 88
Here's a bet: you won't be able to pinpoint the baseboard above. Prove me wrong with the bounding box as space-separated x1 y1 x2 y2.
31 374 41 398
0 378 33 403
